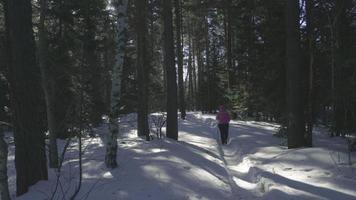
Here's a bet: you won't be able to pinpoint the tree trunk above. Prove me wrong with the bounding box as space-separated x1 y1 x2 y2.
329 13 337 136
191 32 197 110
205 14 211 113
135 0 150 140
0 12 10 200
224 0 233 89
105 0 129 168
39 0 59 168
191 4 204 111
174 0 186 119
4 0 48 195
0 131 10 200
305 0 314 147
187 27 194 110
286 0 305 148
329 0 346 137
162 0 178 140
196 44 203 111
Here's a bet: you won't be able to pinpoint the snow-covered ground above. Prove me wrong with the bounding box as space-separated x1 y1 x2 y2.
5 112 356 199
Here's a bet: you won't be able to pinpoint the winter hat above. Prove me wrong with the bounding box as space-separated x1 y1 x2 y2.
219 105 225 111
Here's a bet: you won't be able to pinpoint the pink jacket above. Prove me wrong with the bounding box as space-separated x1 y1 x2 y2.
216 106 230 124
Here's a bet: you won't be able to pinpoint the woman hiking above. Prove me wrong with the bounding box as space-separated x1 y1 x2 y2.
216 105 231 145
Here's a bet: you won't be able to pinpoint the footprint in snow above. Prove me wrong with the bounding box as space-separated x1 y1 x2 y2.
283 167 293 171
183 166 191 170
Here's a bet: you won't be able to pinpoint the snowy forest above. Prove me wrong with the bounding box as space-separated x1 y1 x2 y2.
0 0 356 199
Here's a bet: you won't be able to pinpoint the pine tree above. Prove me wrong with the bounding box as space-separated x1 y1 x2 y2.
286 0 305 148
0 6 9 198
305 0 314 147
174 0 186 119
135 0 150 140
162 0 178 140
0 130 10 200
38 0 59 168
4 0 48 195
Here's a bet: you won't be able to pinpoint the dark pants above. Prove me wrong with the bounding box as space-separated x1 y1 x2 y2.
218 124 229 144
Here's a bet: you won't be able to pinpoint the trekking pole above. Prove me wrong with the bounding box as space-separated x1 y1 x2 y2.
216 126 220 143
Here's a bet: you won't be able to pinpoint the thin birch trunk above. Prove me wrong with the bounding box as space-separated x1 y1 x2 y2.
105 0 129 168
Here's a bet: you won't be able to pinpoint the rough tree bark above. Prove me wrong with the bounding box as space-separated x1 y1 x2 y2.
305 0 314 147
196 43 203 111
187 26 194 110
174 0 186 119
162 0 178 140
39 0 59 168
105 0 129 168
135 0 150 140
4 0 48 195
192 39 197 110
329 0 346 137
0 9 10 200
286 0 305 148
0 131 10 200
205 13 211 113
189 26 197 111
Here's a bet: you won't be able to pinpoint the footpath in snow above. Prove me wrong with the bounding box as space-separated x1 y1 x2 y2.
6 112 356 200
221 119 356 200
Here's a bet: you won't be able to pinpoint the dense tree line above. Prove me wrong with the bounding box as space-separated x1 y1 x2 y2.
180 0 356 148
0 0 355 197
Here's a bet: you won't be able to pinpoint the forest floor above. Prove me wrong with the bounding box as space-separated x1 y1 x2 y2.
5 112 356 200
